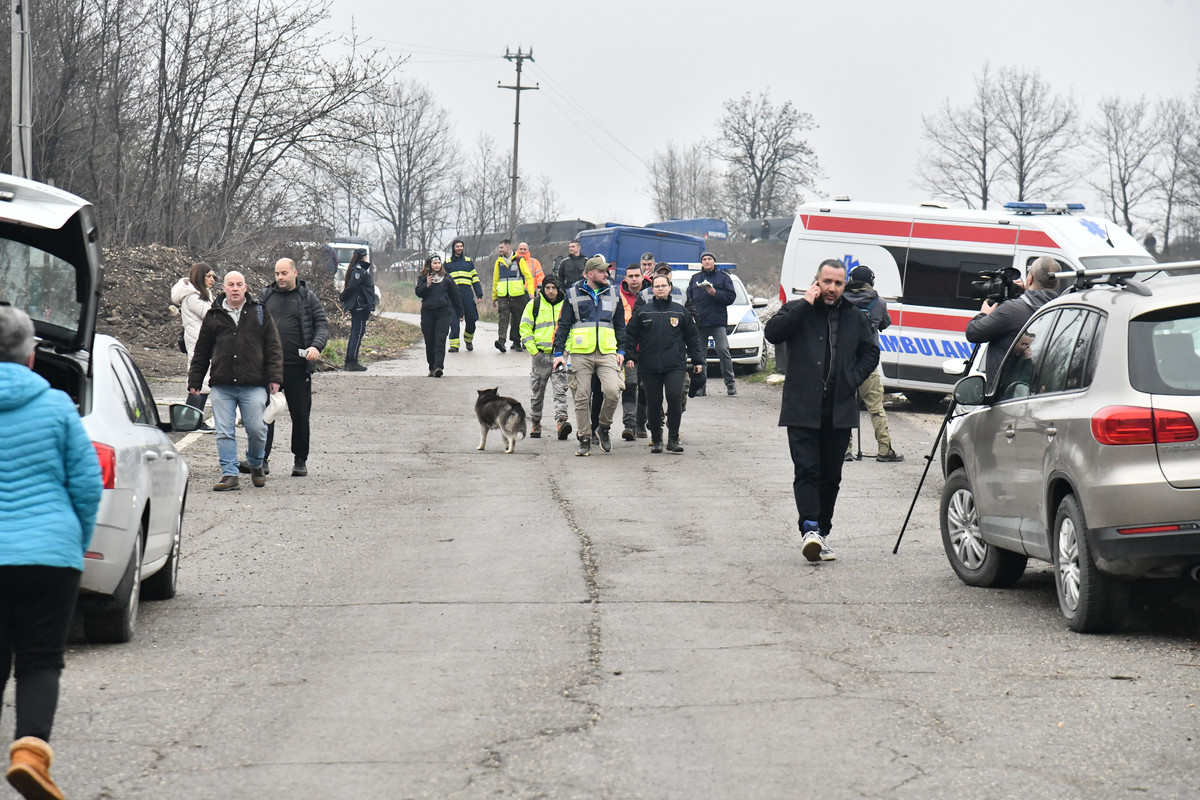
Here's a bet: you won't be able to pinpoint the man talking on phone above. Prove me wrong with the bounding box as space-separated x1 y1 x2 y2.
764 259 879 562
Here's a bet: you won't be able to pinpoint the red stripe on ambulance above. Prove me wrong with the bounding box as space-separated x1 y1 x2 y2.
801 216 1060 250
896 310 971 333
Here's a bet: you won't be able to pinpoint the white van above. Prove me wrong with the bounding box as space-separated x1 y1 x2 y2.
778 200 1157 406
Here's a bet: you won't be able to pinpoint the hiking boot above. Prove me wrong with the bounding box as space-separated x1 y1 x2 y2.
511 341 524 352
650 440 663 454
250 467 266 488
213 475 239 491
449 346 459 353
494 340 506 353
576 437 591 457
344 360 367 372
665 436 683 453
557 420 572 440
597 425 612 453
466 341 474 351
292 458 307 477
530 422 542 439
877 450 905 463
636 425 648 439
8 737 63 800
622 428 635 441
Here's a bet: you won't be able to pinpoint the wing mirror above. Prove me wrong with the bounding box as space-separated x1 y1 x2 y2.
952 375 986 406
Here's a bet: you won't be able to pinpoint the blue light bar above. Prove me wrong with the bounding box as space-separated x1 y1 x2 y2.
1004 202 1046 211
1004 201 1087 214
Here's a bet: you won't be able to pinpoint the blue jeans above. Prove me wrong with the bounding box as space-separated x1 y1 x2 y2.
210 384 268 476
346 308 370 362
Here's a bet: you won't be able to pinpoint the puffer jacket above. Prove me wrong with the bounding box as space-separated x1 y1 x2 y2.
188 296 284 390
171 277 213 391
0 362 102 570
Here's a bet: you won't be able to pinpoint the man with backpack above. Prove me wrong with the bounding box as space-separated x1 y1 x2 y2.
842 266 903 463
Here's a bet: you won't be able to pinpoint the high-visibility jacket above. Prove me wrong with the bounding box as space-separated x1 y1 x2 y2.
492 255 531 299
447 256 483 298
525 256 544 291
518 291 564 353
562 283 621 354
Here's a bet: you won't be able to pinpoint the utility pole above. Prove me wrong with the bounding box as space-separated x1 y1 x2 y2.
10 0 33 179
498 47 537 238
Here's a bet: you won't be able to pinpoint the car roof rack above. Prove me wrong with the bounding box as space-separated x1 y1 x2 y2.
1057 261 1200 297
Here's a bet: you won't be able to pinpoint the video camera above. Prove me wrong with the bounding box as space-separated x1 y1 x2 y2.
970 266 1023 304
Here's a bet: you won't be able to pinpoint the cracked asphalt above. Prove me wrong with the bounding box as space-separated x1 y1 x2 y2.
38 319 1200 799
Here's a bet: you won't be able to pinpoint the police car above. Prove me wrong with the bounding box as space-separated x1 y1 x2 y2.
670 266 769 373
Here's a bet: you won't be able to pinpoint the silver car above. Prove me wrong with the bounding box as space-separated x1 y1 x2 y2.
940 269 1200 632
0 174 201 643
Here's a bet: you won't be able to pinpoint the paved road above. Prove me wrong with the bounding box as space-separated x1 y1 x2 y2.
41 319 1200 799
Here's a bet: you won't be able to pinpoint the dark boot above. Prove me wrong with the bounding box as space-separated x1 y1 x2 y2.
666 435 683 453
292 458 307 477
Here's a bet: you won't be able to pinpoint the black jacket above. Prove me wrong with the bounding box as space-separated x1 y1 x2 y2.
622 295 704 373
259 281 330 373
340 261 376 312
764 297 879 429
965 288 1058 382
686 268 737 327
414 271 466 317
556 254 589 287
189 296 284 390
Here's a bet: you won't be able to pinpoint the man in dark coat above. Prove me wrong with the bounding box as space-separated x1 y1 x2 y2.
686 252 738 395
764 259 879 562
190 271 284 491
259 258 329 478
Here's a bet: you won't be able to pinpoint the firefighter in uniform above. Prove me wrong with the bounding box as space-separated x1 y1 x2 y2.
446 238 483 352
491 238 533 353
552 256 627 457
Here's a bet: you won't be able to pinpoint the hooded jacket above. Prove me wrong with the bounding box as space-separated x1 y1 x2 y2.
447 240 483 299
842 283 891 346
965 288 1059 382
764 297 880 429
0 362 102 570
171 277 213 391
188 295 284 390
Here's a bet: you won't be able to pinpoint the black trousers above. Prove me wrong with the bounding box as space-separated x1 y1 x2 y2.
266 363 312 461
786 400 851 536
0 566 80 742
422 309 452 370
641 369 685 440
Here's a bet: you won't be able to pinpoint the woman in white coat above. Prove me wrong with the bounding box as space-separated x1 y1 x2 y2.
170 262 216 431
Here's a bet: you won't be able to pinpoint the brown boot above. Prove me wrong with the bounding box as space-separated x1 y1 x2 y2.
8 737 63 800
530 422 542 439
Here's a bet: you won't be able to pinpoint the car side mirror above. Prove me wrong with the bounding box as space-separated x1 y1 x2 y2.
164 403 203 432
953 375 986 406
751 297 769 309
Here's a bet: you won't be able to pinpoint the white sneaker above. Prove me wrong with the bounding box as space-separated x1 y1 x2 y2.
819 538 837 561
801 531 823 562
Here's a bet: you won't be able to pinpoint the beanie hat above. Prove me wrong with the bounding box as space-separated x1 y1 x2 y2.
700 251 716 261
849 265 875 285
585 255 608 272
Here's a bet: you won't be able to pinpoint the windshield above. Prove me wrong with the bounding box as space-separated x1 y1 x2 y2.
0 239 82 335
332 247 361 265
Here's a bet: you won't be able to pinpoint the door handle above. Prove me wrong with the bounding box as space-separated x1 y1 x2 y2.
1005 425 1015 440
1045 425 1057 439
161 451 178 461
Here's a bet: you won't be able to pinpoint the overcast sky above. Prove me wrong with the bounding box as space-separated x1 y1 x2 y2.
322 0 1200 229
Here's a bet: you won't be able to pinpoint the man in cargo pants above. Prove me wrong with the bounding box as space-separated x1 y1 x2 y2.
842 266 902 463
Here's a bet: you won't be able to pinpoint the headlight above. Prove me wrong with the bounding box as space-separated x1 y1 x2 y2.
734 320 761 333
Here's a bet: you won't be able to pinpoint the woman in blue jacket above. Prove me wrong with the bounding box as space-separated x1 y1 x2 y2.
0 306 102 800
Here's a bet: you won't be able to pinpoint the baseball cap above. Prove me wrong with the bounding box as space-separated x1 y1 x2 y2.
654 262 672 275
585 255 608 272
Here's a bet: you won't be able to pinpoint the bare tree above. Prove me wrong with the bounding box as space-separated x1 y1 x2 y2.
524 174 564 227
648 141 722 220
916 65 1006 209
993 66 1078 202
1089 96 1163 234
453 134 511 254
363 80 457 253
711 91 819 222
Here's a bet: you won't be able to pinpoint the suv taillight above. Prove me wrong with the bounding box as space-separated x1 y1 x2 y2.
1091 406 1199 445
93 443 115 489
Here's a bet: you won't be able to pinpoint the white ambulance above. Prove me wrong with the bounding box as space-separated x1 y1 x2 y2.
778 200 1157 406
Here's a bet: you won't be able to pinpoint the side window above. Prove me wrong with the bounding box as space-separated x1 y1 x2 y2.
994 311 1057 401
1038 308 1090 394
902 248 1015 311
1064 312 1101 391
111 349 160 426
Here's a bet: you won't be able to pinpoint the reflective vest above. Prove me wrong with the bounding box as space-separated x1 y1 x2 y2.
566 284 620 354
519 293 564 353
493 256 527 298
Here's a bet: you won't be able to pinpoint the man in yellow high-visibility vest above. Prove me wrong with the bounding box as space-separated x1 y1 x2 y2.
552 256 627 457
491 239 533 352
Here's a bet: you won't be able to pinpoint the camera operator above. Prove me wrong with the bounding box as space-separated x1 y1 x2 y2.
965 256 1060 385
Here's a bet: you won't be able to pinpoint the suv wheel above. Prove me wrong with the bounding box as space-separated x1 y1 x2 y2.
940 468 1027 587
1053 495 1128 633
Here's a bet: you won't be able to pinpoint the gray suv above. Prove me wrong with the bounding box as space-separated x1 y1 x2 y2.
940 268 1200 632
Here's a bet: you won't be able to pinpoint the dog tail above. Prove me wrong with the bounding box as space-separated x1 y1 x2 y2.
515 404 527 440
